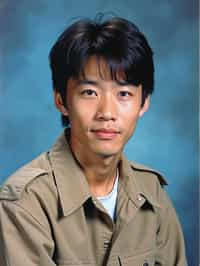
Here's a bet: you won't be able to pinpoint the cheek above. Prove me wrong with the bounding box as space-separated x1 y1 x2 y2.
68 101 96 126
118 102 141 138
119 101 141 120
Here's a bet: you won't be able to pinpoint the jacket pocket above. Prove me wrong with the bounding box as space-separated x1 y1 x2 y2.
119 249 155 266
56 260 94 266
56 262 95 266
56 263 95 266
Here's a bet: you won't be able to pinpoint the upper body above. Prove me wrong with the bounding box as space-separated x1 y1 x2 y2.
0 130 187 266
0 15 187 265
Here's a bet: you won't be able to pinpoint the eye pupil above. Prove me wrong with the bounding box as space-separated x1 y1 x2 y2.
87 90 93 95
121 91 128 96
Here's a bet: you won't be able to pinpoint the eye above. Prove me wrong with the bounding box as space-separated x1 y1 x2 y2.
81 89 97 97
118 91 133 98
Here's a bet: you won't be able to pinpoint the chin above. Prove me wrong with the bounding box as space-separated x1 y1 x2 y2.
90 142 123 157
99 152 116 158
94 148 121 158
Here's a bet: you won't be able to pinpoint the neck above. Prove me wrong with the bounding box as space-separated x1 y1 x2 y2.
85 156 119 197
69 140 121 197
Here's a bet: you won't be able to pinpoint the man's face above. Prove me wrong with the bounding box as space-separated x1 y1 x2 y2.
56 57 150 158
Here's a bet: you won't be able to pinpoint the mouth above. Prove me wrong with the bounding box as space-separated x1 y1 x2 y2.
91 128 120 140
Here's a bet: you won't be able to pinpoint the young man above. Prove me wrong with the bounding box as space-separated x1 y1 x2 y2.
0 16 187 265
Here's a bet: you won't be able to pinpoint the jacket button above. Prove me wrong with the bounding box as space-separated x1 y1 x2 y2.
143 262 149 266
104 240 110 248
137 194 143 201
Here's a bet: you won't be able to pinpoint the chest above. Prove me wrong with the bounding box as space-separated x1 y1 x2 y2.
51 199 157 266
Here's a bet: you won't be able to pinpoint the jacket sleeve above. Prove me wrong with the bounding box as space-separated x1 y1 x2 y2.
0 200 56 266
155 191 188 266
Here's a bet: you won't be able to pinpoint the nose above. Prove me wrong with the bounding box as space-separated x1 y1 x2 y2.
95 93 117 121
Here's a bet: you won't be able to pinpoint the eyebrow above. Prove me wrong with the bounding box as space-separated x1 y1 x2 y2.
116 80 132 86
77 79 132 87
77 79 98 86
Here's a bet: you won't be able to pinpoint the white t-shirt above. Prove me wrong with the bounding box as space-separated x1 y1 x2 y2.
97 169 119 220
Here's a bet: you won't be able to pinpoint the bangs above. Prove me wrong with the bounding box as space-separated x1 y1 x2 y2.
69 53 142 87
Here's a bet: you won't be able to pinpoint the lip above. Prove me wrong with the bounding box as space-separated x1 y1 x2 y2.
91 128 119 139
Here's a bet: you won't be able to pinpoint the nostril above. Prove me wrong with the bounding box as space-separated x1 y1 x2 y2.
96 111 113 121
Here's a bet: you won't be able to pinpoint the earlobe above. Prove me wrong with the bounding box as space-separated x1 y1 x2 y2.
54 90 68 116
139 96 150 117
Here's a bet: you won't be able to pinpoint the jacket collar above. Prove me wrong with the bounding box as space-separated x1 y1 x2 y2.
49 130 91 217
49 130 166 217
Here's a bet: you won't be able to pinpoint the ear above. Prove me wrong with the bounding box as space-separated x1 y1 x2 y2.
139 95 150 117
54 90 68 116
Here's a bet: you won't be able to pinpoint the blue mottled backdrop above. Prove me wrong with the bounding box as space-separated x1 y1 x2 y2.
0 1 198 265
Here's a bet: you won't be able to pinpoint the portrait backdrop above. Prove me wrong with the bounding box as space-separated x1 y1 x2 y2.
0 1 198 265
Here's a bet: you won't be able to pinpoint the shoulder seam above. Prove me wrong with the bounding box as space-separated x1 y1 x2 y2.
0 168 49 201
130 162 168 186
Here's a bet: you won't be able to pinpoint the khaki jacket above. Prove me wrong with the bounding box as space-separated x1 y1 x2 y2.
0 131 187 266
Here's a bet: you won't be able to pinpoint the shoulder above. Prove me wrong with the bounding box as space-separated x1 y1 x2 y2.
126 160 171 209
0 152 59 234
130 161 168 187
0 152 53 202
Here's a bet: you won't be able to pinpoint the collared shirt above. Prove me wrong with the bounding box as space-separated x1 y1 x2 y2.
0 130 187 266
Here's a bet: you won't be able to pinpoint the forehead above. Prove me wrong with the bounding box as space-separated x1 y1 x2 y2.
79 56 125 81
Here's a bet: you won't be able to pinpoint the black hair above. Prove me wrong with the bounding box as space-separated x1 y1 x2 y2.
49 15 154 127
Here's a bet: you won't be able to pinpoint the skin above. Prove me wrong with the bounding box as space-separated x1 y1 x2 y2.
54 57 150 196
